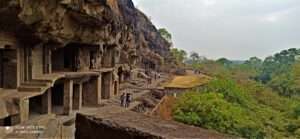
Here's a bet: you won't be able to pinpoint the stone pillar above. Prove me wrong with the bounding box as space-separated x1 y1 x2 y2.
43 47 52 74
41 89 52 114
96 75 102 105
19 99 29 123
73 84 83 110
103 47 113 68
16 47 21 87
82 76 101 106
113 81 119 96
102 72 113 99
64 79 73 115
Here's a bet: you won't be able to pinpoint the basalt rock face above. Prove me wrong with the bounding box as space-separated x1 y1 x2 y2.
75 106 229 139
0 0 171 67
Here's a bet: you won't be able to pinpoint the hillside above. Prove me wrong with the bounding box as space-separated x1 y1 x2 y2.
171 49 300 138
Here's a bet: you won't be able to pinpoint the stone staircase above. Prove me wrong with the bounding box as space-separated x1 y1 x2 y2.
18 73 64 93
18 81 51 92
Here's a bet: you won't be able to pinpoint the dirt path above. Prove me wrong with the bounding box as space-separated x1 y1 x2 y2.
102 73 170 110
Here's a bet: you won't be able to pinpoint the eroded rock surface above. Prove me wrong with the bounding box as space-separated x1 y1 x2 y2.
75 106 229 139
0 0 170 67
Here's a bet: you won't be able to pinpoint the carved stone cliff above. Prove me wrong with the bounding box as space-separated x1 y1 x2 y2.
0 0 171 68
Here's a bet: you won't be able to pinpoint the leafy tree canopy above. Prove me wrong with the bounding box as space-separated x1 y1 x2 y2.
159 28 172 43
170 48 187 66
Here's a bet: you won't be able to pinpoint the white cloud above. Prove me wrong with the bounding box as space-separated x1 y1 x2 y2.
264 15 279 22
202 0 216 6
132 0 141 6
135 0 300 59
261 8 294 23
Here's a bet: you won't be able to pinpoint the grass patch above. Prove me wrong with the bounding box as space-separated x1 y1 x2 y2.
164 75 210 89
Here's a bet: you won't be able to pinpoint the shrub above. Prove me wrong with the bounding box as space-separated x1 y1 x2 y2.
173 92 265 138
173 78 300 138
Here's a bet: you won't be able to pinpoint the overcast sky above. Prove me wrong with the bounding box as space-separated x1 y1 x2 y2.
132 0 300 60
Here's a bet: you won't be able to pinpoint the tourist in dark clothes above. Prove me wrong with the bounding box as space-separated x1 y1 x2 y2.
120 93 126 107
125 93 132 108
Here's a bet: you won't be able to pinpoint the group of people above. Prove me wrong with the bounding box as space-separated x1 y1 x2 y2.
120 93 132 108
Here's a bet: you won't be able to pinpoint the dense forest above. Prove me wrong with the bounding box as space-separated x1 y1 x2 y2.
170 48 300 138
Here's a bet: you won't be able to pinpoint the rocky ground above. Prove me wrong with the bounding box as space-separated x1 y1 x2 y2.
75 106 229 139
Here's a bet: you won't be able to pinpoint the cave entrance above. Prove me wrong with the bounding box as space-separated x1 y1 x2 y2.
0 48 17 89
0 115 20 126
51 83 64 115
52 44 79 72
29 95 42 118
0 116 12 126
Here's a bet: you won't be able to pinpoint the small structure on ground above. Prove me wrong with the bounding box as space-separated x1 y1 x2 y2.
163 74 211 94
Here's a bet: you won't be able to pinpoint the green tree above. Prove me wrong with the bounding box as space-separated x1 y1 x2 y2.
173 92 265 138
258 48 300 83
171 48 187 65
158 28 172 43
268 72 295 97
173 78 300 138
216 58 232 67
244 57 262 70
190 51 200 62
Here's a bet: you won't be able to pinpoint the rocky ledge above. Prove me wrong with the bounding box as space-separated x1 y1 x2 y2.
75 106 229 139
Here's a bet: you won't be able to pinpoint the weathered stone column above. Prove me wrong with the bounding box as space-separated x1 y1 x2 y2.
44 47 52 74
102 72 113 99
113 81 119 96
73 84 83 110
41 89 52 114
64 79 73 115
96 75 102 105
103 47 113 68
82 76 101 106
19 99 29 123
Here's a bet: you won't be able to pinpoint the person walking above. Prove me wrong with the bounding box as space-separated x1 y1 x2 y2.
125 93 132 108
120 93 126 107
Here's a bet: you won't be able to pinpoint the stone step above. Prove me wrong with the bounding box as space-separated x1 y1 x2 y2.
31 79 53 83
18 85 45 92
21 81 50 87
